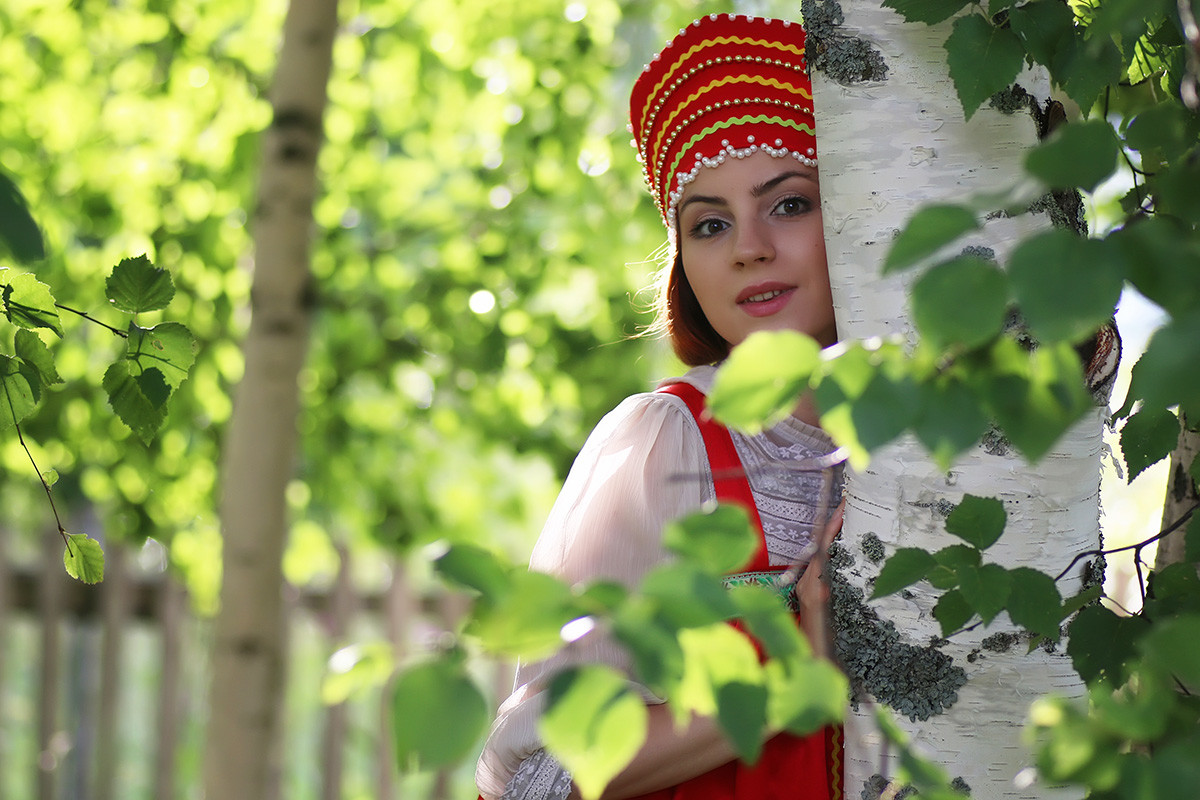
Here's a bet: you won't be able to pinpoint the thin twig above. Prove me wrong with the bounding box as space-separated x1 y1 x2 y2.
1054 502 1200 582
3 383 70 552
55 302 128 337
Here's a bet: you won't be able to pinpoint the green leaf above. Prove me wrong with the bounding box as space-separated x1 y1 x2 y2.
433 544 512 601
675 624 764 722
764 655 848 735
710 330 821 431
1120 407 1179 483
1010 0 1075 67
884 204 980 273
391 658 488 771
933 589 974 635
0 269 62 336
814 340 911 469
945 494 1006 550
927 565 960 590
812 344 871 470
578 581 628 614
322 641 395 705
641 564 737 629
1067 605 1147 684
957 563 1011 624
63 534 105 583
126 321 196 390
933 544 982 570
468 570 577 659
105 255 176 313
611 602 685 692
1186 513 1200 563
664 504 760 575
882 0 972 24
1142 563 1200 620
14 330 62 387
0 171 45 263
1138 613 1200 687
1007 230 1125 344
912 256 1010 350
1051 33 1125 113
716 681 769 763
136 368 170 408
1006 567 1063 640
541 666 648 800
872 548 937 598
103 361 167 444
1089 668 1173 741
1125 102 1200 164
1024 120 1121 192
850 369 921 453
944 15 1026 120
912 376 989 470
0 355 39 432
1128 310 1200 416
1155 158 1200 224
983 339 1093 462
1113 218 1200 320
731 584 809 661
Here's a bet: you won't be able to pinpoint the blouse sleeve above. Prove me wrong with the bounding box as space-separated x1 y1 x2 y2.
475 390 712 799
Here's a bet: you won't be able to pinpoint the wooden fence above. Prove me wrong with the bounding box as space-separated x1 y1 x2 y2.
0 526 505 800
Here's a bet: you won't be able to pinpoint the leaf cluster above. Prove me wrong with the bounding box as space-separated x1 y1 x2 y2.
394 503 846 798
1029 566 1200 797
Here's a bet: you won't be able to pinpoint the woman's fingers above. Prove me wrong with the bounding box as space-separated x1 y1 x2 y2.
818 498 846 550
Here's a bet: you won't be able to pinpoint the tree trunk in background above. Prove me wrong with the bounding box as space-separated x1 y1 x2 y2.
808 2 1102 797
204 0 338 797
1155 415 1199 568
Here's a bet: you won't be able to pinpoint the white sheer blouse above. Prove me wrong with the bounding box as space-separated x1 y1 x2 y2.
476 365 841 800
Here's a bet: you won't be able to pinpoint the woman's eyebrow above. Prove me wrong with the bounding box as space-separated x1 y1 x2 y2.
678 193 726 213
751 170 816 198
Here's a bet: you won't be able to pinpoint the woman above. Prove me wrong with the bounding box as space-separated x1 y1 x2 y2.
477 14 844 800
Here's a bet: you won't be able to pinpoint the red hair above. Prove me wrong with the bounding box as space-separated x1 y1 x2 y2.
651 247 730 366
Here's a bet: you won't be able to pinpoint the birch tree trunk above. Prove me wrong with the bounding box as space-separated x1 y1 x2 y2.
807 2 1103 797
1155 416 1199 569
204 0 338 797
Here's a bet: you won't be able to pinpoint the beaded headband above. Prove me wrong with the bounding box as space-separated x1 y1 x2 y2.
629 14 817 229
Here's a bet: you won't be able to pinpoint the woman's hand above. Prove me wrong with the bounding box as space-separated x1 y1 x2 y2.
795 498 845 659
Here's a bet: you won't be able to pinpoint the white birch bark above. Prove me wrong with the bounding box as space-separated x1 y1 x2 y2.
204 0 337 797
808 3 1102 797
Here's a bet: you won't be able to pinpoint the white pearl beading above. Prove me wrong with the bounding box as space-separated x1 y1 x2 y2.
664 138 818 225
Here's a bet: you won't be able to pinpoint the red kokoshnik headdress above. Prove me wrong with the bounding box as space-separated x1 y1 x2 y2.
629 14 817 229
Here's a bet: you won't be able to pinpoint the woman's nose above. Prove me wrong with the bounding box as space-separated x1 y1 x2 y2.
734 221 774 266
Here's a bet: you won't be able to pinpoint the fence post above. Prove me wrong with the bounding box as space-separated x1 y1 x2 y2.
93 545 128 800
320 542 355 800
153 573 185 800
377 558 415 800
36 531 65 800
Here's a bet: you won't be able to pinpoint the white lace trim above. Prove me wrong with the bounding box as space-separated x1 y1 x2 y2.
502 749 574 800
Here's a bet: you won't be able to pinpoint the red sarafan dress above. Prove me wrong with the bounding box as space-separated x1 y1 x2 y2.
476 371 843 800
637 383 843 800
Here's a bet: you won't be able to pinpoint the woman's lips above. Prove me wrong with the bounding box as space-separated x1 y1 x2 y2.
737 284 796 318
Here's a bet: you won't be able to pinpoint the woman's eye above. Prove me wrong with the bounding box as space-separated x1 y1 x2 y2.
690 218 728 237
774 196 810 216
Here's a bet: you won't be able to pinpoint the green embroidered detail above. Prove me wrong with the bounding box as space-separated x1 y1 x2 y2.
723 570 801 613
668 115 817 181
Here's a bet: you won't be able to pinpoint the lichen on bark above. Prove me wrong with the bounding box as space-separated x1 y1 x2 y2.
801 0 888 84
830 543 969 721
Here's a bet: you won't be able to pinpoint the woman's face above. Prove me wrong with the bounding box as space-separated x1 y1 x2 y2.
677 150 835 350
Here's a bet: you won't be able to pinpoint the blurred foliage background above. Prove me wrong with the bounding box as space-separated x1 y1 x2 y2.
0 0 739 602
0 0 1181 796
